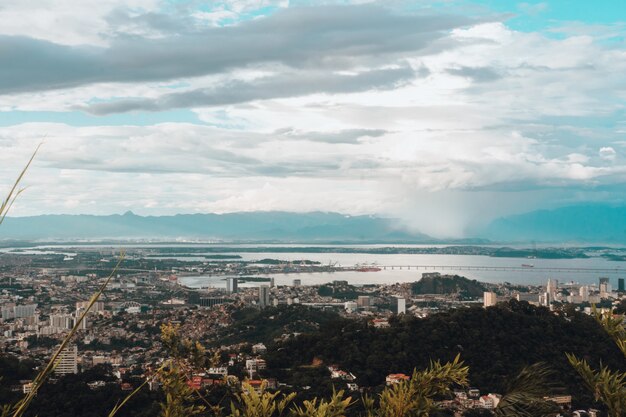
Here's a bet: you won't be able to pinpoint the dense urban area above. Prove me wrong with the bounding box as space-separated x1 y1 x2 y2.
1 246 625 416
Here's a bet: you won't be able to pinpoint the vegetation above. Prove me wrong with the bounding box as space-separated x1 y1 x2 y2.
411 275 485 298
567 308 626 417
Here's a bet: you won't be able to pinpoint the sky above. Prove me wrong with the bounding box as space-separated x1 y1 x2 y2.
0 0 625 237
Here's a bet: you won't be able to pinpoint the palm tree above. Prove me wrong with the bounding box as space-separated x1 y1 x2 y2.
567 307 626 417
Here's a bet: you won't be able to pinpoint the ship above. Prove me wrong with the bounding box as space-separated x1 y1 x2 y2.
521 263 534 268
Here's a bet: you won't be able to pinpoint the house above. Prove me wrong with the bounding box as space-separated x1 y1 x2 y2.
386 373 410 385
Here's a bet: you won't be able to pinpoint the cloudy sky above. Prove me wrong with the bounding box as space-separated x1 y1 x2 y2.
1 0 625 237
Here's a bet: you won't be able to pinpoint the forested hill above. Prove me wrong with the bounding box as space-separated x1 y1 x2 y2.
264 301 625 409
411 274 486 297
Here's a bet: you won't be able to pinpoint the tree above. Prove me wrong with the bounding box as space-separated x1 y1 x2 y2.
567 308 626 417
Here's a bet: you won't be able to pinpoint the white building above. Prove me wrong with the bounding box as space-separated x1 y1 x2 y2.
54 345 78 375
483 292 497 307
396 297 406 314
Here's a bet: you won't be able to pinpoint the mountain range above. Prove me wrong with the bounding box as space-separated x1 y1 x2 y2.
0 211 431 242
1 204 625 243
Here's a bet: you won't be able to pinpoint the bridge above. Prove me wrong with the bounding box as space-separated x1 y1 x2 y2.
366 265 626 274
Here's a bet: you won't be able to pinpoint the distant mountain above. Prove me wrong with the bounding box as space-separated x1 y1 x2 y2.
0 211 436 242
411 273 486 297
483 204 626 243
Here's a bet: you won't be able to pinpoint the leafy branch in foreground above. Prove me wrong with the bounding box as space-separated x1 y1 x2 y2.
567 307 626 417
364 354 469 417
493 363 561 417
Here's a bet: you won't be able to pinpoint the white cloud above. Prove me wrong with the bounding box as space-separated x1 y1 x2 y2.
0 2 625 238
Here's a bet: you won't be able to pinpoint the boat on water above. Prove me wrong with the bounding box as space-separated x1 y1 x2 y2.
521 263 534 268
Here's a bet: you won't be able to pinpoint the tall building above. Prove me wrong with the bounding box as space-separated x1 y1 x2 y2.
226 277 238 294
546 279 558 300
50 314 74 330
395 297 406 314
357 296 371 308
258 285 270 308
619 278 625 292
483 292 497 307
76 301 104 314
54 345 78 375
14 304 37 318
599 277 611 296
579 286 589 302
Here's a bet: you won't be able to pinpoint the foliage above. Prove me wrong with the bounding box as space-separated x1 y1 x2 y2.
229 381 295 417
290 389 352 417
411 275 485 298
567 307 626 417
363 355 468 417
493 363 561 417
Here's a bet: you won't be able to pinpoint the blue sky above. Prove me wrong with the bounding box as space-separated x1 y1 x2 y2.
0 0 625 237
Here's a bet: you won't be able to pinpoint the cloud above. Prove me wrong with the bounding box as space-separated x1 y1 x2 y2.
599 146 617 161
80 66 417 114
0 5 474 95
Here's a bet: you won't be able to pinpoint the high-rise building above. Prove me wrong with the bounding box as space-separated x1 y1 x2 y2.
357 296 371 308
395 297 406 314
76 301 104 314
54 345 78 375
258 285 270 308
546 279 558 300
270 277 275 288
14 304 37 318
226 278 238 294
579 286 589 302
619 278 625 292
599 277 611 296
50 314 74 330
483 292 497 307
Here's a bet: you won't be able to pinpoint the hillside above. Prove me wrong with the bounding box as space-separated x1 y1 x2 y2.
411 273 486 298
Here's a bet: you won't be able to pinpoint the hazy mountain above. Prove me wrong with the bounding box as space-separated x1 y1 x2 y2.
483 204 626 243
0 211 435 242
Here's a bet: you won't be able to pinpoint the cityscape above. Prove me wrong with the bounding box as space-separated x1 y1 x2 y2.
1 0 626 416
1 244 625 416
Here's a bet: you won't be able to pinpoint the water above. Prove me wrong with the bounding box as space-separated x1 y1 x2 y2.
178 252 626 289
2 243 624 288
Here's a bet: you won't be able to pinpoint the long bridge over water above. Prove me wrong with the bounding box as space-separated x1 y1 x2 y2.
370 265 626 274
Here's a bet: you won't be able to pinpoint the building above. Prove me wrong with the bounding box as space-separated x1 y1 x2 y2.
50 313 74 330
292 279 301 287
515 292 540 304
579 286 589 302
54 345 78 375
386 373 410 385
199 297 227 308
2 304 37 320
357 296 371 308
226 277 238 294
344 301 357 313
599 277 611 296
395 297 406 314
619 278 625 292
258 285 270 308
76 301 104 314
483 292 497 307
546 279 558 300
